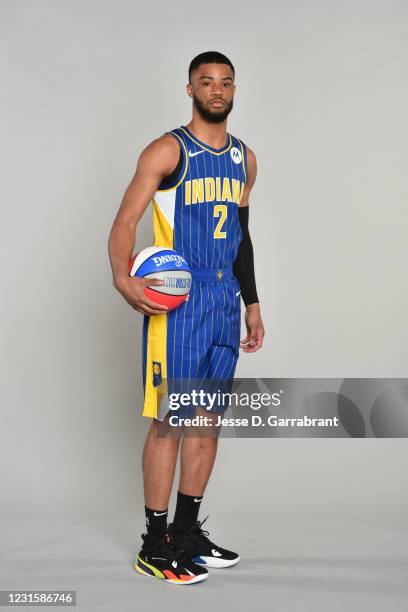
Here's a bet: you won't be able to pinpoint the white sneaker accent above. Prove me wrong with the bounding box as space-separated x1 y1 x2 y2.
195 555 240 569
211 548 222 557
172 560 178 568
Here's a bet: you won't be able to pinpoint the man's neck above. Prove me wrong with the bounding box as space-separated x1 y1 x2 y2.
185 117 228 149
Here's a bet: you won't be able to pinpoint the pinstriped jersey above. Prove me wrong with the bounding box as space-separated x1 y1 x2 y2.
151 125 247 269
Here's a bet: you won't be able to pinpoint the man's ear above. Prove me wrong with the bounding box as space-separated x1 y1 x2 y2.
186 83 193 98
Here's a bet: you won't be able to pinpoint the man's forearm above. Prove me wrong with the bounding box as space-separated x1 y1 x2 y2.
233 205 259 306
108 220 136 287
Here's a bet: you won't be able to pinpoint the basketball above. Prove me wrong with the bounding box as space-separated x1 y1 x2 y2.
128 246 192 311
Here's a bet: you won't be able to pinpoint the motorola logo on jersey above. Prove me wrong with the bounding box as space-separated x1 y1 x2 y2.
184 177 245 205
230 147 242 164
152 254 187 268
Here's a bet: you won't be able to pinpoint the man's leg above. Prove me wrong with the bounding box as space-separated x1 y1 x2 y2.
167 301 241 569
143 418 180 508
142 418 180 538
134 309 211 583
179 415 219 495
172 407 221 532
167 404 240 568
135 416 209 584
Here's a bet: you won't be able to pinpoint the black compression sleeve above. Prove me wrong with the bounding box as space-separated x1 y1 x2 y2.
233 205 259 306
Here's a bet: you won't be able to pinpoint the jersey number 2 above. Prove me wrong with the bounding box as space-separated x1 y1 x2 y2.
213 204 227 239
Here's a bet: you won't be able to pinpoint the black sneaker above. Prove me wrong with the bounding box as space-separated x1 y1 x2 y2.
134 532 209 585
168 516 240 569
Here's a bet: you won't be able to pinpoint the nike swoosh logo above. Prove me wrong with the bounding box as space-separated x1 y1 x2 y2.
153 511 167 516
185 568 195 576
235 290 241 296
212 548 222 557
189 150 204 157
193 497 203 503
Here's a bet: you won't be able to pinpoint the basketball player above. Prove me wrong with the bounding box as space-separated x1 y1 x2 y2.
108 51 264 585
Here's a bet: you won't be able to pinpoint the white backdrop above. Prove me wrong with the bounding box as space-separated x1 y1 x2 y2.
1 0 407 518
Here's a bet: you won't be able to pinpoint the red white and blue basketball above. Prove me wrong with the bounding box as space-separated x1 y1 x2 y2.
128 246 191 311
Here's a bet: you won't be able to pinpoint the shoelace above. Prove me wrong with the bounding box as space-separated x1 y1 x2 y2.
142 532 188 561
194 515 212 544
193 515 210 539
184 515 215 547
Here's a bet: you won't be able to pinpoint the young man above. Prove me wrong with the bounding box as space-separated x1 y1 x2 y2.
108 51 264 585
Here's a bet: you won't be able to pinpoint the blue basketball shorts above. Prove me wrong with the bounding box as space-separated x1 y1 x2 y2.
141 266 241 421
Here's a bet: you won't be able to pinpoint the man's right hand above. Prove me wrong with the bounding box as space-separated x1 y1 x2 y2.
114 275 169 316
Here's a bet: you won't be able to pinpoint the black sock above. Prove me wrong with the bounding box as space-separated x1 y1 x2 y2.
172 491 203 533
144 505 168 540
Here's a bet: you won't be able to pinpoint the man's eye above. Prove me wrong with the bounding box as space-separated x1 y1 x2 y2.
224 83 232 87
202 82 209 86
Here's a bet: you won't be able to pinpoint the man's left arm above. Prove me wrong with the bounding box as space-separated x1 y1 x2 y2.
233 147 265 353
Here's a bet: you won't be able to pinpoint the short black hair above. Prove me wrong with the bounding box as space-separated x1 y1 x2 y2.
188 51 235 83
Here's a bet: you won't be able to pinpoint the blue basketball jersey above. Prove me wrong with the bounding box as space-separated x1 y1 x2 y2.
141 125 248 419
151 125 248 268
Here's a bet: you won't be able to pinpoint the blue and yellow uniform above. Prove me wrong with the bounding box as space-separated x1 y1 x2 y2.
142 125 248 419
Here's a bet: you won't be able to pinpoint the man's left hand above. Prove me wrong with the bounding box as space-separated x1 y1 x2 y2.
240 303 265 353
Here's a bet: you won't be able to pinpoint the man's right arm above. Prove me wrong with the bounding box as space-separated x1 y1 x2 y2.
108 133 180 316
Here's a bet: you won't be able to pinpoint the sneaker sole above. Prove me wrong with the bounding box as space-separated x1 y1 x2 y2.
134 562 208 585
193 555 240 568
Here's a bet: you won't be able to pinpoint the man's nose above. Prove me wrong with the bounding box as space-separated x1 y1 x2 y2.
211 81 223 95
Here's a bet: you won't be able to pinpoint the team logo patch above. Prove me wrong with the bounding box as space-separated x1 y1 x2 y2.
230 147 242 164
153 361 162 386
